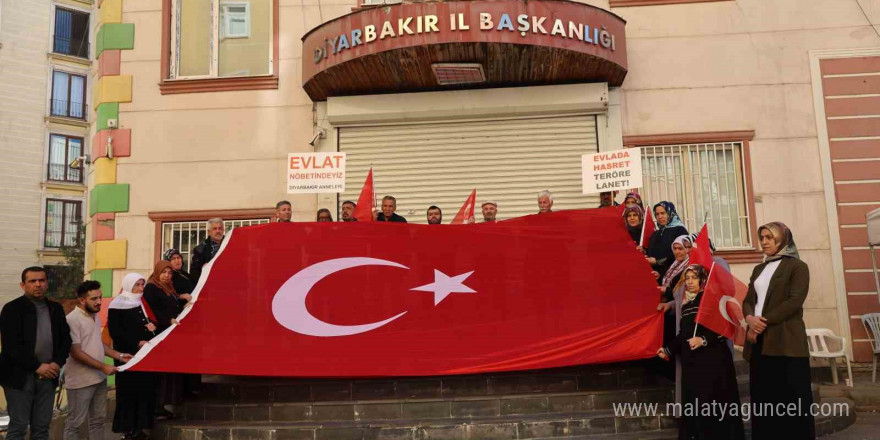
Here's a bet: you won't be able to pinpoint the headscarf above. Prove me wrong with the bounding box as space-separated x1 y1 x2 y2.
109 273 147 310
682 264 709 304
623 192 644 209
759 221 800 262
148 260 178 296
622 205 644 243
661 235 692 288
163 248 181 261
653 201 686 230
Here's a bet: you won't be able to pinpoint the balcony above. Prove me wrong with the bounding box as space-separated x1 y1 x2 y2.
50 99 86 120
53 35 89 59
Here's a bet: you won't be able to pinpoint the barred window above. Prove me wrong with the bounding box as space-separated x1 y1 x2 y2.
638 142 753 250
161 218 270 271
45 199 82 248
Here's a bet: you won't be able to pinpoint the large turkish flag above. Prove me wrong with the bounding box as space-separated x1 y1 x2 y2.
121 209 663 377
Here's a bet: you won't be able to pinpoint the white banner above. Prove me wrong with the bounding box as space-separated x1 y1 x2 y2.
581 149 643 195
287 153 347 194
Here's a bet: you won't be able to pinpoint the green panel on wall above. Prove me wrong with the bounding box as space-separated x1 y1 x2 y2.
96 103 119 131
91 269 113 298
96 23 134 58
89 184 130 216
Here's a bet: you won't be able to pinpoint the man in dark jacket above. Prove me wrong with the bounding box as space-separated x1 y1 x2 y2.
0 266 72 440
376 196 407 223
190 218 225 282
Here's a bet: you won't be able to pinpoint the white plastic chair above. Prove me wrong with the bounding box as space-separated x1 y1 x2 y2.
861 313 880 383
806 328 853 387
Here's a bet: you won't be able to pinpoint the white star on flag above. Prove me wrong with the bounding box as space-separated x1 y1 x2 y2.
411 270 476 305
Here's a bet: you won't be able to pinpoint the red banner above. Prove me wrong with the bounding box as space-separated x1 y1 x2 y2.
122 209 663 377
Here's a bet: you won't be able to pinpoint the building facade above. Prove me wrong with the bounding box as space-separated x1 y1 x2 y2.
85 0 880 360
0 0 93 306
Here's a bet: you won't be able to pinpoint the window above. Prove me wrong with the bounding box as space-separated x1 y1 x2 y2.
161 218 270 271
221 3 250 38
47 134 84 183
53 7 90 58
45 199 82 248
169 0 272 79
636 140 754 250
50 70 86 119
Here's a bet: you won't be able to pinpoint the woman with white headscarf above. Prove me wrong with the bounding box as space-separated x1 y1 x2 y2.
109 273 159 440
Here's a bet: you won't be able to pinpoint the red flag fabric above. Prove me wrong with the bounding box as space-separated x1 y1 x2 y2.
688 223 748 345
120 210 663 377
640 207 655 249
690 224 713 268
450 189 476 225
353 168 374 222
696 264 748 344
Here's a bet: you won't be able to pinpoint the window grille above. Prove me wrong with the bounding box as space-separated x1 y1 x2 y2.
638 142 752 250
161 218 269 271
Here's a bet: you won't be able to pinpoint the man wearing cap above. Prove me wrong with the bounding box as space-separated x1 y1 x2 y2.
481 201 498 223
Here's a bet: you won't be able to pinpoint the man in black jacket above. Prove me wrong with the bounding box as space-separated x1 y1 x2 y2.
0 266 72 440
190 218 225 282
376 196 407 223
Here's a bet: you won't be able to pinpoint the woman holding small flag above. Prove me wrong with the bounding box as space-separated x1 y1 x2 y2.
743 222 814 439
658 264 744 440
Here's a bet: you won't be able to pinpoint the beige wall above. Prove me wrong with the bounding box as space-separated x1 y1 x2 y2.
613 0 880 341
115 0 880 351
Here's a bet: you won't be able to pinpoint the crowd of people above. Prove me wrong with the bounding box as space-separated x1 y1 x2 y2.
0 190 816 440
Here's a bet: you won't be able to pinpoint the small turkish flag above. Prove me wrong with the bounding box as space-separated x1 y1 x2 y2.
690 224 713 268
450 189 476 225
690 224 748 345
640 207 656 249
353 168 375 222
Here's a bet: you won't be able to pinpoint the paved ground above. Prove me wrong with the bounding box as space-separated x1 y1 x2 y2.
822 411 880 440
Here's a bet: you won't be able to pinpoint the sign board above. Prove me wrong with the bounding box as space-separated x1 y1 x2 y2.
287 153 346 194
581 149 643 195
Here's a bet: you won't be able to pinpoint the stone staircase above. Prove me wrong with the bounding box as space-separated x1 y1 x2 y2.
152 355 855 440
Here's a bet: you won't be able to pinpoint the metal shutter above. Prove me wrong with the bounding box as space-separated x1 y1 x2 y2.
338 114 599 223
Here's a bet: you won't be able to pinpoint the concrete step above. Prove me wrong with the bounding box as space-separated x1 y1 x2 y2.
197 362 670 404
814 397 857 438
155 410 678 440
182 387 675 423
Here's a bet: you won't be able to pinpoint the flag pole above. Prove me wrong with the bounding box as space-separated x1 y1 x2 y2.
693 261 716 339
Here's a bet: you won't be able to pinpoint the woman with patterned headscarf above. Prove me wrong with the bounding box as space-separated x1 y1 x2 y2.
646 201 689 280
622 204 644 245
164 248 196 295
743 222 814 439
623 192 644 210
659 264 744 440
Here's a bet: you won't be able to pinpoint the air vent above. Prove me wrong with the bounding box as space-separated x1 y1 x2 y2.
432 63 486 86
